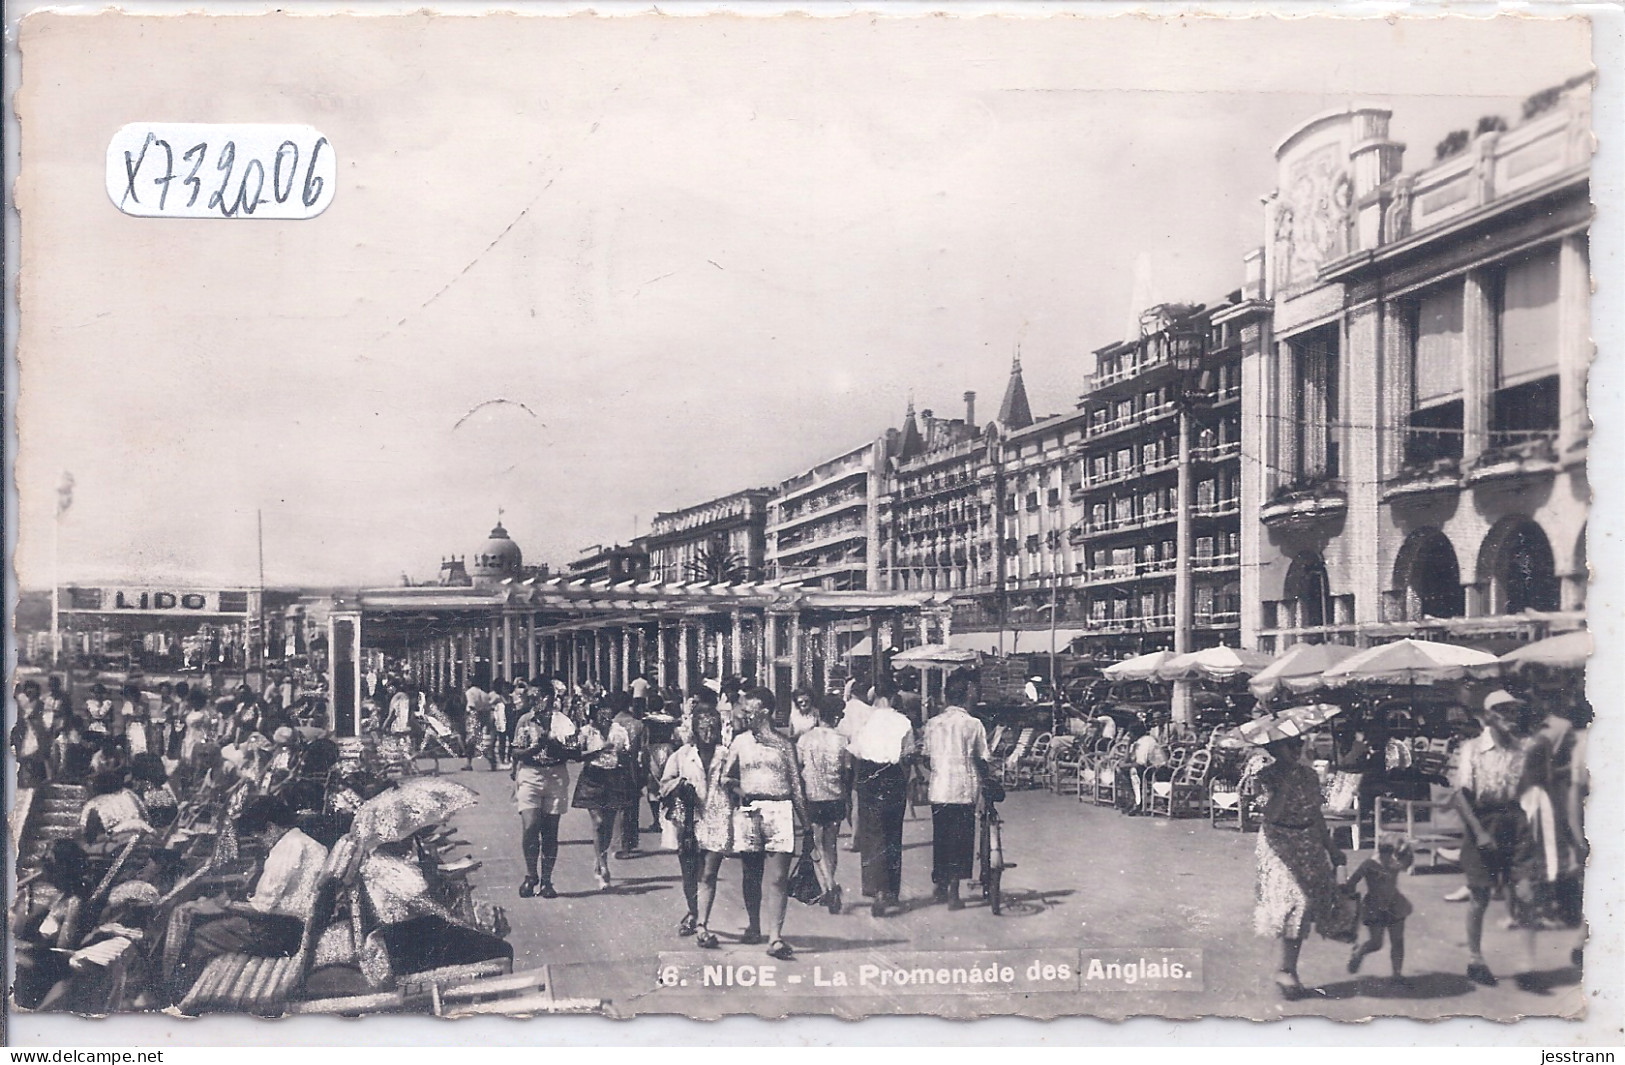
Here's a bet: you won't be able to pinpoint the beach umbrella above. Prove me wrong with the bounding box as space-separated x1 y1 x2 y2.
889 644 981 668
1235 703 1347 746
350 777 477 850
1248 643 1360 699
1318 638 1497 687
1102 649 1174 682
1157 645 1274 684
1492 630 1592 675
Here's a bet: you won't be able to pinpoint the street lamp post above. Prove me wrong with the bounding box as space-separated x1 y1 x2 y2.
1169 318 1208 728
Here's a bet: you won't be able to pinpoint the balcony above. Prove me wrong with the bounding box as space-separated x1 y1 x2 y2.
1195 610 1242 629
1194 497 1241 519
1088 508 1177 537
1191 552 1240 573
1381 457 1463 504
1464 433 1560 488
1086 613 1174 634
1261 475 1349 531
1192 441 1241 464
1085 400 1179 441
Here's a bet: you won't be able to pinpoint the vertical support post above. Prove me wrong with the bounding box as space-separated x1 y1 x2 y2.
525 614 537 680
677 623 692 693
730 611 744 681
1173 406 1195 727
788 613 802 691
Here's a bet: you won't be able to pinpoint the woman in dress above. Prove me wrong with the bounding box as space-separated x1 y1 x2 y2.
511 693 578 899
463 688 498 772
659 705 733 939
571 699 639 888
719 687 813 961
1252 734 1346 999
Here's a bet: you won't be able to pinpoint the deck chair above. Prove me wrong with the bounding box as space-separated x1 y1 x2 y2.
1090 736 1134 807
178 876 339 1016
1015 733 1052 789
1147 748 1212 818
1321 771 1365 851
998 729 1035 787
1050 736 1085 795
1210 751 1261 832
986 725 1009 761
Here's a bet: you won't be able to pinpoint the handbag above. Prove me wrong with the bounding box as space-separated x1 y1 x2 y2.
788 835 824 906
1316 889 1360 943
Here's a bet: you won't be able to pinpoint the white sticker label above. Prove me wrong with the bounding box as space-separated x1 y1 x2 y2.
106 123 334 219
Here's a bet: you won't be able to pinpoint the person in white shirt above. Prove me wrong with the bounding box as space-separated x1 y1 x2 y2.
920 671 992 909
796 697 851 913
848 682 918 917
837 684 875 854
177 796 329 991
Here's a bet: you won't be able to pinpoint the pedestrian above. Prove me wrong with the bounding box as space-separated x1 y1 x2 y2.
1252 733 1348 1000
788 689 819 738
511 693 578 899
572 699 639 889
659 704 733 940
920 670 991 910
1345 834 1415 981
719 687 811 960
464 685 498 772
611 692 651 859
1449 689 1552 989
838 679 874 854
796 693 851 914
489 681 513 763
84 683 115 742
847 681 917 917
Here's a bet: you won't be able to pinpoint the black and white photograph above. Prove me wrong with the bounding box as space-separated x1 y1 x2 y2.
5 6 1606 1032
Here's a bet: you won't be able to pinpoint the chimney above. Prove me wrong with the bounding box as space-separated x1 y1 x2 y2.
963 391 977 425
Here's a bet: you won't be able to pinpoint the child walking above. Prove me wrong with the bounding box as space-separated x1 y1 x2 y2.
1345 834 1415 980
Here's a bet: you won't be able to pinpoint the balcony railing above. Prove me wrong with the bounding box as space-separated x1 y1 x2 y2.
1192 441 1241 463
1191 552 1240 572
1194 497 1241 519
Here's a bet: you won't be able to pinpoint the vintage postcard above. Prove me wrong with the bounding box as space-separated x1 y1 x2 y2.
6 5 1603 1031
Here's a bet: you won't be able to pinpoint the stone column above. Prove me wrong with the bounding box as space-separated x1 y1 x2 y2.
656 624 670 689
1558 233 1591 455
677 623 692 693
621 627 634 689
1461 269 1495 464
730 611 744 680
501 614 515 682
788 613 802 691
488 622 501 685
525 614 537 680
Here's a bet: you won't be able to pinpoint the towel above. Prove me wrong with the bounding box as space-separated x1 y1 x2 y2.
1519 786 1560 882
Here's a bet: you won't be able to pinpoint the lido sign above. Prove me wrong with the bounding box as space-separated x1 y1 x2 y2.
60 587 252 616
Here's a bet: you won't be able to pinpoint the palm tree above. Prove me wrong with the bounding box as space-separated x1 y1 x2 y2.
686 545 750 584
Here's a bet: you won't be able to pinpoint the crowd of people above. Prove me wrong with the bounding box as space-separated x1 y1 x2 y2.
1248 687 1589 999
367 668 999 962
10 671 510 1014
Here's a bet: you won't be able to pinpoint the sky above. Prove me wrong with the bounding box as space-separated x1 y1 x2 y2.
14 11 1592 589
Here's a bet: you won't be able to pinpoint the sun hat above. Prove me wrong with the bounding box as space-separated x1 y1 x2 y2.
1481 689 1526 715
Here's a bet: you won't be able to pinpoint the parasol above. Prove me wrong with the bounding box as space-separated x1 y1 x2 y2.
1101 649 1174 682
350 777 477 851
889 644 981 669
1157 645 1274 683
1248 643 1360 699
1235 703 1346 746
1487 630 1592 676
1318 638 1497 687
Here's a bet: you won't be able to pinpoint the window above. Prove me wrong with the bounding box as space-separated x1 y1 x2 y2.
1025 492 1040 511
1047 488 1061 507
1492 245 1562 449
1290 326 1341 479
1407 283 1465 464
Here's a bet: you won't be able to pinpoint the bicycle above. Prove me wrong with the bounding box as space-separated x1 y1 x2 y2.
970 784 1013 915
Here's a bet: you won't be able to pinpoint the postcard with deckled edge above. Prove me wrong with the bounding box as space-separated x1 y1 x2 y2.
5 5 1604 1030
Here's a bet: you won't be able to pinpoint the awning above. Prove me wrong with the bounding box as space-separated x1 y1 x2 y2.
847 636 873 657
946 629 1093 654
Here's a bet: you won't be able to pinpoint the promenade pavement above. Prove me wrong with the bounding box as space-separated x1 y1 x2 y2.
432 758 1583 1021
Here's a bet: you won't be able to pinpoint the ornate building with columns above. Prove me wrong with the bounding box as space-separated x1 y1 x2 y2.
1241 76 1592 653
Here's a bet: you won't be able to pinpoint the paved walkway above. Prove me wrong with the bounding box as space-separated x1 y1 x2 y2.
434 760 1582 1021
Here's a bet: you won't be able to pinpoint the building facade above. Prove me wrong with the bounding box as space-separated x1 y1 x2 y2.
878 394 992 594
567 542 651 585
644 488 771 584
1242 77 1592 652
766 438 888 591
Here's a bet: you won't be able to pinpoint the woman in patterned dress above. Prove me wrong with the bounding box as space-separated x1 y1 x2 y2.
659 704 735 941
1253 735 1346 999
